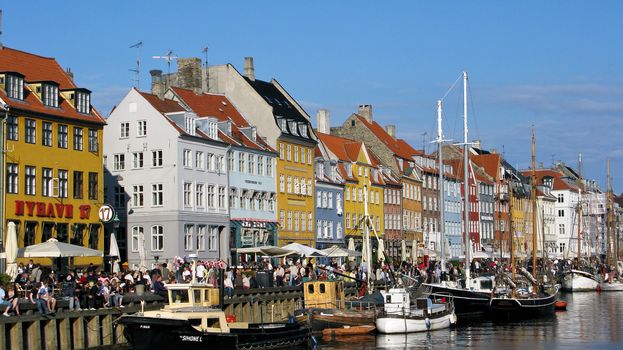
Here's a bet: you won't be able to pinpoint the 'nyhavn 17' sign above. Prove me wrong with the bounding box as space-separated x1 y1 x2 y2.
14 200 91 219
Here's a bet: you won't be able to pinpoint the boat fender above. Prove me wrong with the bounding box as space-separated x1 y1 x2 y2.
596 285 602 293
451 313 457 325
425 318 431 330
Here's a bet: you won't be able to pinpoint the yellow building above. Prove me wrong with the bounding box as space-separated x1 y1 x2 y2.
317 133 384 248
276 140 316 246
0 47 106 267
510 183 532 258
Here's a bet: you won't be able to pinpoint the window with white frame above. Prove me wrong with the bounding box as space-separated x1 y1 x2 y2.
287 176 292 193
42 122 53 146
196 184 205 208
73 127 83 150
7 164 18 194
25 119 36 144
208 154 216 171
137 120 147 136
58 170 68 198
196 225 206 251
286 144 291 161
114 154 125 171
294 211 299 232
207 185 215 208
76 91 91 114
238 152 245 172
257 156 264 176
151 225 164 251
131 226 142 252
120 122 130 138
208 226 218 251
267 158 273 176
183 149 192 167
88 129 98 152
25 166 36 195
184 225 194 251
152 150 163 167
218 156 225 173
6 74 24 100
307 179 312 196
184 182 193 207
132 152 144 169
132 185 144 207
308 212 313 232
287 211 292 231
218 187 226 209
248 154 255 175
294 177 300 194
42 168 53 197
196 151 204 169
152 184 163 206
279 210 285 228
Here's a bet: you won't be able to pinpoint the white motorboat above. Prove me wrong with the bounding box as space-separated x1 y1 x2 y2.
601 282 623 292
561 270 600 292
376 288 456 334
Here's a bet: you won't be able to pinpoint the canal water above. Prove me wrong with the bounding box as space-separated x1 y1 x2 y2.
316 292 623 349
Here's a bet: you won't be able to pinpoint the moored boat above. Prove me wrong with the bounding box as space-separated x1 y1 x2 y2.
118 282 310 350
561 270 600 292
421 275 495 316
488 285 559 318
321 325 376 337
375 288 456 334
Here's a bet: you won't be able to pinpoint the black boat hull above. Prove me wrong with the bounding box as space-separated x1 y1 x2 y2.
422 283 491 316
118 315 310 350
487 291 558 319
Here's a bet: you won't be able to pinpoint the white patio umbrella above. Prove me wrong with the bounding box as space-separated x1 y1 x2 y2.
281 243 326 257
109 233 121 273
138 230 147 271
377 238 385 263
4 222 18 278
411 239 418 261
17 238 103 258
321 245 362 258
348 238 356 261
236 245 294 257
401 240 407 262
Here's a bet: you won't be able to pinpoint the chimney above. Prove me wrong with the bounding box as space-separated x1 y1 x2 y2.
490 148 497 154
65 68 74 80
358 104 373 122
177 57 202 93
150 69 165 99
539 162 543 169
385 124 396 139
244 57 255 81
316 109 330 134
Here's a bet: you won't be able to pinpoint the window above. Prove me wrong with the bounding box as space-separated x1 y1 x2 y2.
184 225 194 251
146 151 161 168
286 176 292 193
294 146 299 163
286 144 291 161
137 120 147 136
132 185 144 207
42 168 53 197
7 164 18 194
183 149 192 167
279 175 285 192
207 185 215 208
58 125 68 148
218 187 226 209
308 212 313 232
114 154 125 171
7 115 18 141
88 172 98 200
71 224 85 246
194 151 204 169
558 209 565 217
279 210 285 228
130 152 143 169
208 154 216 171
196 225 206 251
24 166 36 195
328 192 333 209
345 187 350 201
317 220 322 238
152 184 163 206
196 184 205 208
559 224 565 235
208 226 218 251
294 211 299 232
322 192 327 208
346 213 350 228
73 171 83 199
25 119 36 144
58 170 68 198
131 226 143 252
238 152 245 173
120 122 130 138
184 182 193 207
287 211 292 230
151 225 164 251
88 129 98 152
73 127 83 150
279 143 284 159
114 185 125 208
308 179 313 196
6 74 24 100
257 156 264 176
294 177 300 194
42 122 53 146
308 149 312 164
57 223 69 243
76 92 91 114
248 154 255 175
227 152 235 171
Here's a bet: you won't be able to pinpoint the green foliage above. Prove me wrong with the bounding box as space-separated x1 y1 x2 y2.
0 273 12 287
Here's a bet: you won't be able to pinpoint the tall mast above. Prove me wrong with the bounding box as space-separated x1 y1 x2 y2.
607 159 612 266
462 71 471 287
531 127 538 292
509 180 516 282
437 99 446 272
576 153 582 266
363 178 372 290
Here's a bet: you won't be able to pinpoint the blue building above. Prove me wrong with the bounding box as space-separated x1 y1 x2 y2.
443 163 463 259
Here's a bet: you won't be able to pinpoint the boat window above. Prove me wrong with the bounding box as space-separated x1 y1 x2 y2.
385 295 392 303
308 284 314 294
189 318 202 327
207 318 221 328
171 289 189 304
194 290 202 303
319 284 326 294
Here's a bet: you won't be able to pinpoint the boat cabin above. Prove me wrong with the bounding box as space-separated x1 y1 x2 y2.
303 280 345 309
165 283 221 309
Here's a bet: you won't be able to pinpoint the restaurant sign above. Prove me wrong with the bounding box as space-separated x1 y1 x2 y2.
14 200 91 220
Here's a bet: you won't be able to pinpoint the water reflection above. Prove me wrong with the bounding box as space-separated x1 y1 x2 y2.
317 292 623 349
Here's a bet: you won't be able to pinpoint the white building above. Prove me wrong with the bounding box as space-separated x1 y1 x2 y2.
104 89 230 268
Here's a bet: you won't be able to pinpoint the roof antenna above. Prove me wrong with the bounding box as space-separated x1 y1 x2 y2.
129 41 143 89
152 49 178 90
202 46 209 92
421 131 427 154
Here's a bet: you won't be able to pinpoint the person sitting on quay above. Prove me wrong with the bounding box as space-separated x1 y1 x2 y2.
242 273 251 290
29 282 49 315
0 283 17 317
152 275 168 299
224 275 234 298
274 264 285 287
62 271 81 311
109 280 124 308
98 280 111 308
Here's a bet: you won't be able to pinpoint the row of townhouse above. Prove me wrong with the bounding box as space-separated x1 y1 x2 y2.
3 46 621 269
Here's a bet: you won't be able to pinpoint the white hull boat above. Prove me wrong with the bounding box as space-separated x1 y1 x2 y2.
375 288 456 334
601 282 623 292
561 270 600 292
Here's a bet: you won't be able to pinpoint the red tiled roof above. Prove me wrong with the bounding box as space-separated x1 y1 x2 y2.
0 47 104 124
396 139 424 156
354 115 415 160
473 154 501 181
139 91 186 114
171 87 250 127
525 169 579 192
317 132 362 162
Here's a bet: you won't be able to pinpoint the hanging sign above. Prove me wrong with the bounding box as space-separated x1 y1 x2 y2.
98 204 116 223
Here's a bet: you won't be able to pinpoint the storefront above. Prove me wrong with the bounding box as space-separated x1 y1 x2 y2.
230 219 278 263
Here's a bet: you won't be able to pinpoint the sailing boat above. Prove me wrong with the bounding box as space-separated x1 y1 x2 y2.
488 128 558 318
561 155 600 292
420 72 496 316
600 159 623 291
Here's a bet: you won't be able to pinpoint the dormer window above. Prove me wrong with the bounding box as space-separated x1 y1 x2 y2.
346 163 353 177
208 120 218 140
76 91 91 114
289 121 299 136
185 116 196 136
42 83 59 107
279 118 287 132
5 73 24 100
299 123 308 138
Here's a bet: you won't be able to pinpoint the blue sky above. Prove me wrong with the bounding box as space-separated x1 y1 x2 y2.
3 1 623 190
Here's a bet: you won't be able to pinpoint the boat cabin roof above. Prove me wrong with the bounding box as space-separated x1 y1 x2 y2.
164 283 220 309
